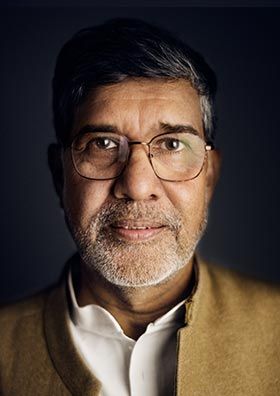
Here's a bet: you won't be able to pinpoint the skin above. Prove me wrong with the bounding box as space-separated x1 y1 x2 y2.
49 78 220 340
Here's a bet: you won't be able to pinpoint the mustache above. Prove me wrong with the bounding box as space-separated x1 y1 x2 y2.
88 200 182 233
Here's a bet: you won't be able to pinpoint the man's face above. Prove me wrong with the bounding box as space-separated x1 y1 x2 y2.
58 79 218 287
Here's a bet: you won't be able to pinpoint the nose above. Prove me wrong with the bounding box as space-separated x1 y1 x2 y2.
113 144 164 201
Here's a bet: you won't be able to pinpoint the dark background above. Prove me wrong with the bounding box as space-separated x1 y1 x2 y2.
1 6 280 302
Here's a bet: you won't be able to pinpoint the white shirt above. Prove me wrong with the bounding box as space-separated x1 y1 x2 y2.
67 270 186 396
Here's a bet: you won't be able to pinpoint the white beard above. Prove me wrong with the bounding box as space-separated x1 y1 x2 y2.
65 201 208 288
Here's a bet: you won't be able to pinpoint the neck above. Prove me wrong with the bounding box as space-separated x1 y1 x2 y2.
72 257 195 340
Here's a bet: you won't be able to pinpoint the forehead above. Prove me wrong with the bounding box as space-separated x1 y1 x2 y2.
73 78 204 140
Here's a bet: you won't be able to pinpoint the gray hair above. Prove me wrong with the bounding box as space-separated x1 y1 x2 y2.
53 18 217 145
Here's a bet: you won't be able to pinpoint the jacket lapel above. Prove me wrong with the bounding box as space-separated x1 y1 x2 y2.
44 279 101 396
175 259 280 396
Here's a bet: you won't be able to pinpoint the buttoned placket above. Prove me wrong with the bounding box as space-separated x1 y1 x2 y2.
68 269 186 396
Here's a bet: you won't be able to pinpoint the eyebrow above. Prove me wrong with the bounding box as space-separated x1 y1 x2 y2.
76 124 121 135
75 122 200 137
159 122 200 136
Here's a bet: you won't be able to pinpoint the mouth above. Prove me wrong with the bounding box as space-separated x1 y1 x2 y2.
109 220 166 242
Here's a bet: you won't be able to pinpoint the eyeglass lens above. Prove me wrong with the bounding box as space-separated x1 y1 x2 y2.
71 131 207 181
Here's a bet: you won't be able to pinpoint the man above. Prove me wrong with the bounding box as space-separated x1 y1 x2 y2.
0 18 279 396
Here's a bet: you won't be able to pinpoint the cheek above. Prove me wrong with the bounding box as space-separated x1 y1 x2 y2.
164 176 207 222
62 167 113 228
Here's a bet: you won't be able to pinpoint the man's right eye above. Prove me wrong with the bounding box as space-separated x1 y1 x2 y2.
91 137 118 150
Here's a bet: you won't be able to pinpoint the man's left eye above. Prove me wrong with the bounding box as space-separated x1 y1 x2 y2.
160 138 184 151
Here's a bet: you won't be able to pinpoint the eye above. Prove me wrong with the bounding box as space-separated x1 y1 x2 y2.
91 137 118 150
160 138 185 151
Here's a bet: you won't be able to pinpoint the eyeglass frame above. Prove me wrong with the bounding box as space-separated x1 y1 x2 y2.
64 130 215 183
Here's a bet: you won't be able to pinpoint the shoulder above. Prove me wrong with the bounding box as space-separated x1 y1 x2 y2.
0 288 50 325
204 260 280 296
0 258 73 329
199 259 280 320
0 285 58 352
0 285 61 380
0 281 75 394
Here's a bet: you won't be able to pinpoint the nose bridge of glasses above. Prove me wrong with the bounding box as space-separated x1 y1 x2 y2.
124 140 155 178
128 141 151 157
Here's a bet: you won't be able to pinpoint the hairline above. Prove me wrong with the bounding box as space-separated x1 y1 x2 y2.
68 76 212 145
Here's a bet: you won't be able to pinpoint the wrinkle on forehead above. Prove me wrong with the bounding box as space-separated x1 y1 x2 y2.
90 78 196 102
73 78 204 140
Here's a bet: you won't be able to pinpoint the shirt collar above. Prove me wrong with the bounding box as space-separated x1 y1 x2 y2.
67 263 197 339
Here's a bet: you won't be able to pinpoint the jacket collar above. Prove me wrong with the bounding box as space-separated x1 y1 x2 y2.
44 256 102 396
43 254 202 396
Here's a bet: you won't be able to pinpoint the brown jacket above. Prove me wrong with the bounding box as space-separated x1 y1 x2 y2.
1 258 280 396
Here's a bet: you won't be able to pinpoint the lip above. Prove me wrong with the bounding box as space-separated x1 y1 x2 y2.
111 219 165 228
110 220 166 242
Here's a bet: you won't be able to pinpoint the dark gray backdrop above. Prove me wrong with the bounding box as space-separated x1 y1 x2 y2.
1 6 279 302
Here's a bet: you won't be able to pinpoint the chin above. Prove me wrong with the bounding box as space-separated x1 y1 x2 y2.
81 244 194 289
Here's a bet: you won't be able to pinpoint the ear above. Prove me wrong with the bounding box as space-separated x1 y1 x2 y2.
205 148 221 204
48 143 64 209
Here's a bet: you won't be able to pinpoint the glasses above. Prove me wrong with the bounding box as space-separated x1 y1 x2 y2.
69 131 214 182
